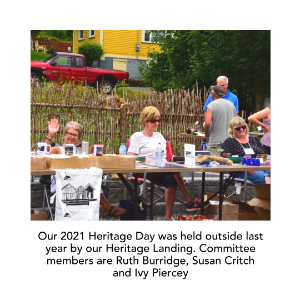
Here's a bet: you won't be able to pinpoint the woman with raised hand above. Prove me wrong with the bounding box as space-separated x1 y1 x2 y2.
127 106 209 220
45 119 127 218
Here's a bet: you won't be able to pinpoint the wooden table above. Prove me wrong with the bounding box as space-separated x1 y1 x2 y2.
195 164 271 220
129 163 271 220
31 169 56 176
31 163 201 220
31 162 270 220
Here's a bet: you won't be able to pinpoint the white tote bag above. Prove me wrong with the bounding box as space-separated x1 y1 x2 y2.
55 167 103 221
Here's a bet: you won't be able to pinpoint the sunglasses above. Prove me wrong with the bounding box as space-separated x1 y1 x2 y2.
234 125 246 131
65 131 79 138
147 119 160 123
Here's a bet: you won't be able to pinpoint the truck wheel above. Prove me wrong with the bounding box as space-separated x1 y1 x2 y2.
31 72 41 82
102 80 114 94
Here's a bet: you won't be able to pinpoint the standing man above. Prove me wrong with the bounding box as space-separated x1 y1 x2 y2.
203 75 239 114
205 85 237 152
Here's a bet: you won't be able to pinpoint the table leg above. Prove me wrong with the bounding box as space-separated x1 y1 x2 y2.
117 173 134 199
244 171 248 202
134 177 138 220
192 172 195 195
219 172 224 221
201 172 205 215
42 185 46 212
149 173 154 220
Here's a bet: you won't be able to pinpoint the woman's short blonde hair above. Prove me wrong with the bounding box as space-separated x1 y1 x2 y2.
63 121 83 139
228 117 249 138
140 106 161 126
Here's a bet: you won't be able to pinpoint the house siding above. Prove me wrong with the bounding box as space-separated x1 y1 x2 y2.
73 30 100 53
73 30 161 79
102 30 160 58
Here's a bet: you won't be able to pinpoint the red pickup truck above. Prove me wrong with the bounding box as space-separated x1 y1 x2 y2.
31 52 129 93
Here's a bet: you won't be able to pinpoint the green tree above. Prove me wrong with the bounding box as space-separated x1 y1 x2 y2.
31 30 73 42
78 42 104 67
139 30 270 112
31 30 40 37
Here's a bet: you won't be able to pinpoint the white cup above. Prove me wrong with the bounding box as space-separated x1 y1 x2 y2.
65 144 77 156
90 144 104 156
37 142 51 155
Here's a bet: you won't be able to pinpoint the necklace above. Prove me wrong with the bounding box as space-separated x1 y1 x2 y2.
238 136 248 142
236 138 252 150
143 130 153 138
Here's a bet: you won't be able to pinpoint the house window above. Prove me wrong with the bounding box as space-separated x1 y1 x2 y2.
78 30 84 40
142 30 164 43
89 30 95 38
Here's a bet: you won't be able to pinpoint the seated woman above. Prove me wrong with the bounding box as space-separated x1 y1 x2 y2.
127 106 209 220
248 104 271 154
45 118 127 218
222 117 269 184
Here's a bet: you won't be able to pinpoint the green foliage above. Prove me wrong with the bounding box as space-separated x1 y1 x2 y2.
115 80 129 96
49 46 55 54
31 50 52 61
31 30 40 37
139 30 270 112
32 30 73 42
78 42 104 67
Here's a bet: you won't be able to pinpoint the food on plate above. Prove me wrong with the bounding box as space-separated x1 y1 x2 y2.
196 154 233 165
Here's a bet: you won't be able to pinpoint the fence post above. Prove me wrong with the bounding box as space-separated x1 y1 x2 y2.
120 103 126 145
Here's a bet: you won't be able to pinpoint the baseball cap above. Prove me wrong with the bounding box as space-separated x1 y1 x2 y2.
211 85 224 97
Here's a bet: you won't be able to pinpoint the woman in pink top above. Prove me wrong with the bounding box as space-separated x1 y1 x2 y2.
248 104 271 154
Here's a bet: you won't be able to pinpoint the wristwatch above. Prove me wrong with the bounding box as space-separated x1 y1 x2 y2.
46 136 54 143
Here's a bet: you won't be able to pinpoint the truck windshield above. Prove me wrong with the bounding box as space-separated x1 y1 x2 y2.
43 53 58 63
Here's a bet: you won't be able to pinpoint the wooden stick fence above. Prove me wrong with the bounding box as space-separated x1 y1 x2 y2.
31 82 208 155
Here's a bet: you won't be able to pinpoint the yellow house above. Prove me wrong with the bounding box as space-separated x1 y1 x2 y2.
73 30 161 79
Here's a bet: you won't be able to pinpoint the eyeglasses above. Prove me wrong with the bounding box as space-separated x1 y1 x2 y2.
65 131 79 138
234 125 246 131
147 119 160 123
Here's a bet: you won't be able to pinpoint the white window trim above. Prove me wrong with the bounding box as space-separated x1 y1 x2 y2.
89 30 95 38
142 30 164 43
78 30 84 41
142 30 153 43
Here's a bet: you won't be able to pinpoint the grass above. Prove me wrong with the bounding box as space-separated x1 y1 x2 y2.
31 50 52 61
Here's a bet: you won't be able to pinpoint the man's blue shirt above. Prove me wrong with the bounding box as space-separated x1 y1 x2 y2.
203 89 239 113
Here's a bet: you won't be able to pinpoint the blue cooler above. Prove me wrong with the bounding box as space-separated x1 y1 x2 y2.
195 151 210 156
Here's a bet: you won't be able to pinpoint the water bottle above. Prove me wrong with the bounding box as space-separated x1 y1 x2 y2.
119 143 126 155
155 142 162 161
